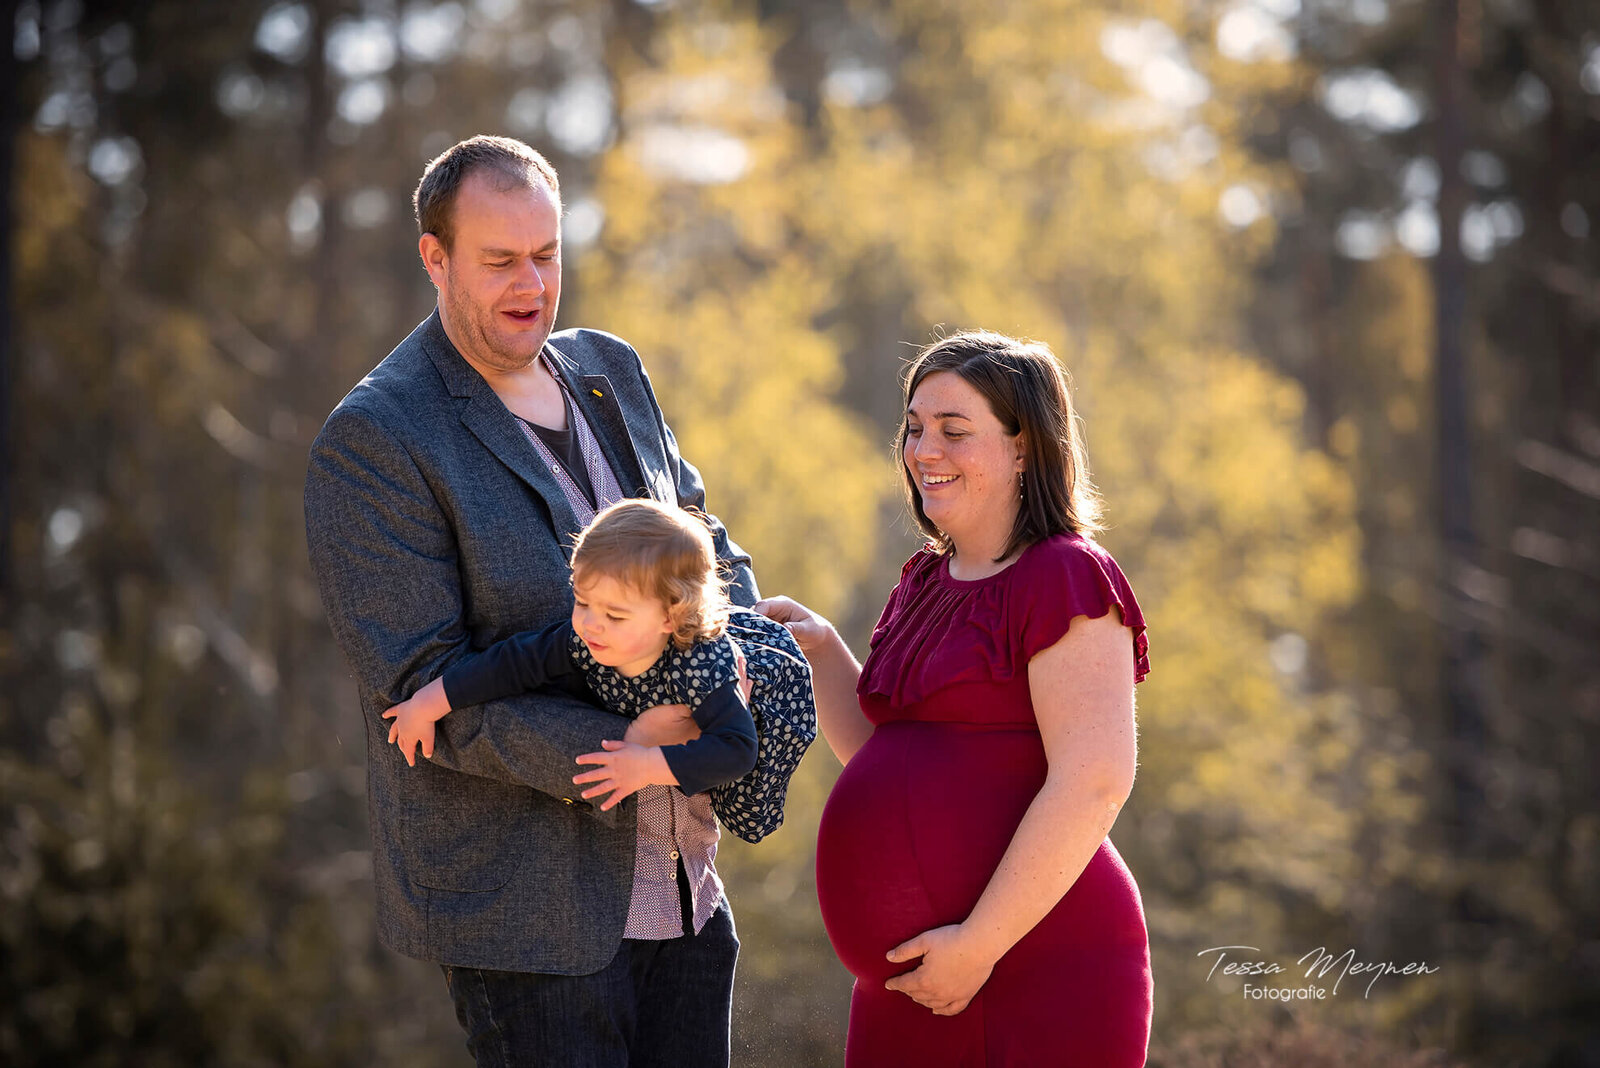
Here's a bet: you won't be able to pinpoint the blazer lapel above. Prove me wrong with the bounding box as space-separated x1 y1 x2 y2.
420 311 584 542
545 342 653 500
458 398 583 539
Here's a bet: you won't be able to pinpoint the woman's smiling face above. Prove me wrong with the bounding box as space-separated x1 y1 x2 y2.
903 371 1025 552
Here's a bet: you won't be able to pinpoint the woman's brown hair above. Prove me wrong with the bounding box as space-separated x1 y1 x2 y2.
898 330 1103 562
570 499 730 649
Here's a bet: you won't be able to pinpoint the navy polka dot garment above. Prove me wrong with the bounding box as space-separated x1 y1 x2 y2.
569 608 818 843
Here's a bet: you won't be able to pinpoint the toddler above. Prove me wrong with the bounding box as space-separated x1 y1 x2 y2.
384 498 813 836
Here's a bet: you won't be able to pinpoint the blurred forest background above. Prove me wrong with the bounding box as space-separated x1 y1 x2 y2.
2 0 1597 1064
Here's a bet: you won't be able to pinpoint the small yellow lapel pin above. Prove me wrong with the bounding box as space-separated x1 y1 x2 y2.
591 388 604 398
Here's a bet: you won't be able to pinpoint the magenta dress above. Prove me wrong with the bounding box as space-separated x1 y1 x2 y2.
816 533 1154 1067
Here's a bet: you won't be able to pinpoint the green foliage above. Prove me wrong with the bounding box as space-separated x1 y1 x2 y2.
0 704 356 1067
586 15 895 622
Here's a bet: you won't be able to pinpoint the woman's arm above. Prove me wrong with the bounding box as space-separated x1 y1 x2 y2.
884 612 1138 1015
754 596 873 766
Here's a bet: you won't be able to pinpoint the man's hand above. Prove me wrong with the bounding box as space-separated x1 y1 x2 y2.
574 740 674 811
382 677 452 767
624 704 701 748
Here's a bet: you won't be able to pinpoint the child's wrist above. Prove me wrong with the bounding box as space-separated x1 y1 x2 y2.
647 746 677 786
425 678 452 719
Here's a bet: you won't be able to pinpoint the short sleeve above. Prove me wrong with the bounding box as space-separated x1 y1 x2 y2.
1013 537 1150 683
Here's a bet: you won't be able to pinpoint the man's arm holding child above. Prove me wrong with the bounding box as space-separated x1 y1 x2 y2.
658 681 757 795
306 404 632 811
385 619 712 770
574 647 757 808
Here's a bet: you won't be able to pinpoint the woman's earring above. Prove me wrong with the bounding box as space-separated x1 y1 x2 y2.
1019 470 1025 502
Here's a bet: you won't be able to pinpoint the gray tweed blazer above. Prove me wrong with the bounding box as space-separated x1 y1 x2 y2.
304 310 757 974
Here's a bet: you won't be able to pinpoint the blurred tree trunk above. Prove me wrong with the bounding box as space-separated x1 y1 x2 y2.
1429 0 1488 863
1531 0 1596 447
0 0 18 605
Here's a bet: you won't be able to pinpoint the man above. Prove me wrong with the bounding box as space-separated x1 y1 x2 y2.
304 136 755 1066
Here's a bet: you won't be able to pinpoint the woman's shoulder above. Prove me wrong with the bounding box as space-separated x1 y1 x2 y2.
1022 530 1116 566
1013 532 1135 590
1017 530 1145 597
1012 532 1149 680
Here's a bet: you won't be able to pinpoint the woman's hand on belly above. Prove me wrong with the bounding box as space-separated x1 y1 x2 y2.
883 923 999 1016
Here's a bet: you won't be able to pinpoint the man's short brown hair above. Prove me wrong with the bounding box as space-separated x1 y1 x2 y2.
413 135 561 252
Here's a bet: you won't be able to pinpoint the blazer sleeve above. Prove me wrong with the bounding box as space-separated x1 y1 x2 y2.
629 346 760 607
304 403 631 822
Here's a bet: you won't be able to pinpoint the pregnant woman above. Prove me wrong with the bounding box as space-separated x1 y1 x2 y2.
759 331 1153 1066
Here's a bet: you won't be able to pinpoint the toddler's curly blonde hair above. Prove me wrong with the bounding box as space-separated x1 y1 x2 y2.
570 499 731 650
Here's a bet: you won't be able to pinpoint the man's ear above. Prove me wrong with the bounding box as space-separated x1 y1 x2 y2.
419 232 447 288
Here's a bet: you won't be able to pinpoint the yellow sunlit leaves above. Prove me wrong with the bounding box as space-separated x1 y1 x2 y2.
582 0 1408 1034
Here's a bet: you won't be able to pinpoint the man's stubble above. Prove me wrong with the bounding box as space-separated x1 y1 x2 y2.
442 259 555 373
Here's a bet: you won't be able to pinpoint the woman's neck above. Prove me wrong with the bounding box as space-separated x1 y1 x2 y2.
946 525 1021 580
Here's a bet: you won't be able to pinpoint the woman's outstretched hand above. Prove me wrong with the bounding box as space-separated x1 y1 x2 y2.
753 596 834 653
883 924 999 1016
756 594 873 765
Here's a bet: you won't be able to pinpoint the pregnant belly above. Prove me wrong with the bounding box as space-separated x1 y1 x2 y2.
817 722 1150 986
816 722 1048 983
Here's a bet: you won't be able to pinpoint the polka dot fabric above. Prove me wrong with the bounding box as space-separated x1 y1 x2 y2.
568 608 818 843
709 612 818 843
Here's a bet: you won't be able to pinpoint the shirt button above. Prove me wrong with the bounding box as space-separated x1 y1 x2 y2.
669 850 680 861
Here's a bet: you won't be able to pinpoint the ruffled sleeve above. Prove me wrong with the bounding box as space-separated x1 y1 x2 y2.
1012 536 1150 683
867 547 938 651
858 535 1150 713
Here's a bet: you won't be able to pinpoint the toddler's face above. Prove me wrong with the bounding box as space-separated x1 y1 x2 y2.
571 573 676 678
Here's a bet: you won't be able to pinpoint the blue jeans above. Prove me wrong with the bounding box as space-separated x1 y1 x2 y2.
441 900 739 1067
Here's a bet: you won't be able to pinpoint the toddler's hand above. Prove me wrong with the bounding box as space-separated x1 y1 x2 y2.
387 715 436 767
382 677 451 767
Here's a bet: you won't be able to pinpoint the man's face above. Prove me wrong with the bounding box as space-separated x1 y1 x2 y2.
422 172 562 372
